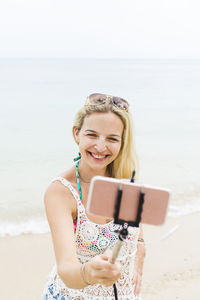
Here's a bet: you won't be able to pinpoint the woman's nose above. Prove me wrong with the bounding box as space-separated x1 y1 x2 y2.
94 138 107 152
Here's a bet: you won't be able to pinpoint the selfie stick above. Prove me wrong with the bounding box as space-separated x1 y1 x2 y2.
111 171 145 300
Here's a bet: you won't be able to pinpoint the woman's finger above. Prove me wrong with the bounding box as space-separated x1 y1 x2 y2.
101 249 112 261
98 278 118 287
91 255 110 270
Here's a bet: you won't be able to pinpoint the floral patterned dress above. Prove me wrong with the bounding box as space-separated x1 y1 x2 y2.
43 177 141 300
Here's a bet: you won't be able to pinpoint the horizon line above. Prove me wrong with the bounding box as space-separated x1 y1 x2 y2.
0 57 200 60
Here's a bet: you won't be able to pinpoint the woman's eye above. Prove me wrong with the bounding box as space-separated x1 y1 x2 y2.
108 137 119 142
87 133 97 137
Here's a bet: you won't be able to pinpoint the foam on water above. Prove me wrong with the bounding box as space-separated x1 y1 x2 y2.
168 203 200 217
0 219 50 237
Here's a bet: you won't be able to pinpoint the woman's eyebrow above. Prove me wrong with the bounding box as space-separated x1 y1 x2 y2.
84 129 97 133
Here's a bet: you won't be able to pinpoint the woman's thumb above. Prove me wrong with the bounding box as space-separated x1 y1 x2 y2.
101 249 112 261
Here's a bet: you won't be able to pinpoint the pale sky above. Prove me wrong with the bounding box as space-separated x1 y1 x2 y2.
0 0 200 58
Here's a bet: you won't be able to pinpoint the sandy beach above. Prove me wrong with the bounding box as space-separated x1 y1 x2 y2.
142 212 200 299
0 213 199 300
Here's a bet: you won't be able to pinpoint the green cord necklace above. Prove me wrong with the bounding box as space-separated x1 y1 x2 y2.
75 160 82 201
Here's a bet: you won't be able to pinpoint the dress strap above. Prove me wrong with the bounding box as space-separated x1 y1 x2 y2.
52 176 80 203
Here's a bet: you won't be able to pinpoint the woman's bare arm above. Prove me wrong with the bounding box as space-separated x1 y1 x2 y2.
132 224 146 296
44 182 121 289
44 182 88 288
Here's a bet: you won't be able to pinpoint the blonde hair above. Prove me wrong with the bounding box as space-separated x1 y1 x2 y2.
72 102 138 179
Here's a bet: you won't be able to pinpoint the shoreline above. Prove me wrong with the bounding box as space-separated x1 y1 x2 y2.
0 213 199 299
1 204 200 237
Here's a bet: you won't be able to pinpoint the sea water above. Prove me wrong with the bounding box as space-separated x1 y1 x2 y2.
0 58 200 236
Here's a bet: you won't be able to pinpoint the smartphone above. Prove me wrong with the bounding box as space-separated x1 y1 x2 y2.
87 176 170 226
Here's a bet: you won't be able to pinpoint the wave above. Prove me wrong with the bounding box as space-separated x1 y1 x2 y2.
168 203 200 217
0 219 50 237
1 203 200 237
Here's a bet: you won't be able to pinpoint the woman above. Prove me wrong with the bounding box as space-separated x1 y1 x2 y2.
43 93 146 300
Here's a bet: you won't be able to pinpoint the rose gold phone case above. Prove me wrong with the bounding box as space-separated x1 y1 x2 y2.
87 176 170 226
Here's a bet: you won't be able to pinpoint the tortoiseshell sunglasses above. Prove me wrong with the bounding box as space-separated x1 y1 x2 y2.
85 93 129 111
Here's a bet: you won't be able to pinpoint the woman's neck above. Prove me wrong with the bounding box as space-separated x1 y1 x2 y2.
78 160 108 183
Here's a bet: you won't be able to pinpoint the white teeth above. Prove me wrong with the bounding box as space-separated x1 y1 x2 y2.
92 153 106 159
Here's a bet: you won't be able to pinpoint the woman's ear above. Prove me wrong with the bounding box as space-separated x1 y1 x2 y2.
74 127 80 144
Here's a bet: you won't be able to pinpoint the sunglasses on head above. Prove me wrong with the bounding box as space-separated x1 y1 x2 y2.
85 93 129 111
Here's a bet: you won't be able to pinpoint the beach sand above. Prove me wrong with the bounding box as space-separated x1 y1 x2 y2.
142 212 200 299
0 213 199 300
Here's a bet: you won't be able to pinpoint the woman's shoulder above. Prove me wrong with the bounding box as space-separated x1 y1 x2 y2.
58 167 77 186
44 166 78 213
49 166 77 191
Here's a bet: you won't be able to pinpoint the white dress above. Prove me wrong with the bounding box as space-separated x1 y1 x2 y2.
43 177 141 300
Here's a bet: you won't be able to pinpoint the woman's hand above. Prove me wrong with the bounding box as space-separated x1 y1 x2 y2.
132 243 146 296
84 250 122 287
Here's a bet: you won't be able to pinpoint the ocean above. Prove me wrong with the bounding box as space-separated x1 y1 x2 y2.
0 58 200 236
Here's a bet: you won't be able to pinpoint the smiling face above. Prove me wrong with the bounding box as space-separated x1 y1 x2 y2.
75 112 124 175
